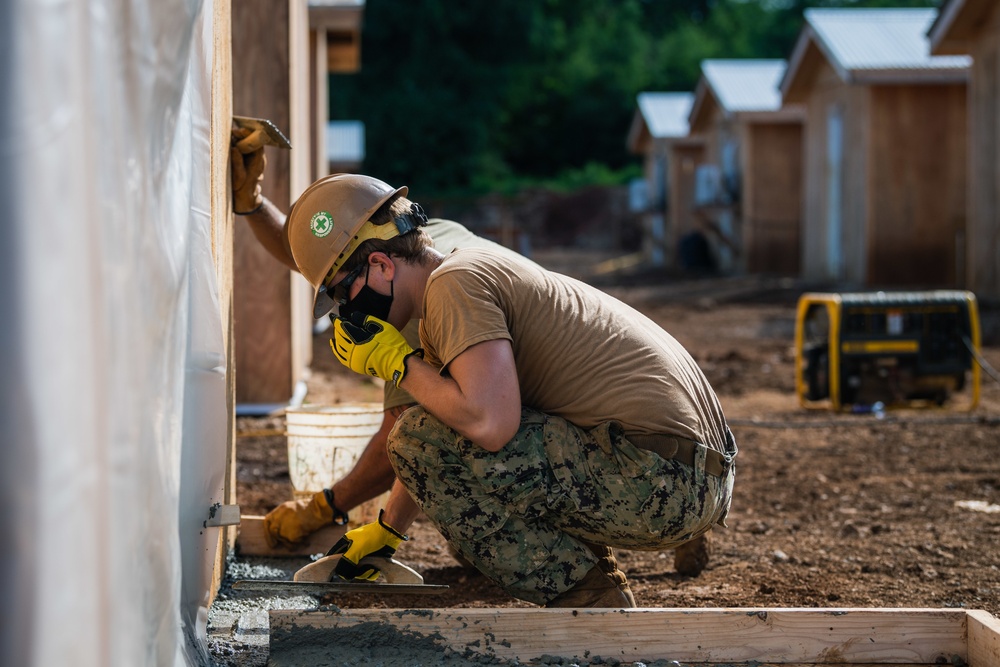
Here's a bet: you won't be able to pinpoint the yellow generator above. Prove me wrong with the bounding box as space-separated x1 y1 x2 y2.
795 291 981 411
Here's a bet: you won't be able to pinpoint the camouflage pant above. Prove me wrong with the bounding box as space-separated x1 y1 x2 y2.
387 406 735 605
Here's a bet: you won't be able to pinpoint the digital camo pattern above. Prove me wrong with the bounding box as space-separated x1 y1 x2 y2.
387 406 735 605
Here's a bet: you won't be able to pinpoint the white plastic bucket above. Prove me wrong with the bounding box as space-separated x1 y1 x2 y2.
285 403 383 501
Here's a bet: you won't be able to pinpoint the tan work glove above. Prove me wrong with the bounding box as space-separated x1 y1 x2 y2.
230 127 266 215
263 489 347 548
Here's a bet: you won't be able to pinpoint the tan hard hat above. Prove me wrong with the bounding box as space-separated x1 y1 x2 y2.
286 174 407 318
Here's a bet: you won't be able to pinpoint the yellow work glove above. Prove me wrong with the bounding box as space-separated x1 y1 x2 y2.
262 489 348 549
331 312 423 388
329 510 408 581
230 127 266 215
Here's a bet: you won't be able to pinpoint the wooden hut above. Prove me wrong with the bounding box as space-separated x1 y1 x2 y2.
930 0 1000 302
688 60 804 275
231 0 364 408
626 92 705 268
782 8 970 288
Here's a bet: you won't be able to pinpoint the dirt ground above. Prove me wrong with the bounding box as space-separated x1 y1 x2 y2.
235 256 1000 617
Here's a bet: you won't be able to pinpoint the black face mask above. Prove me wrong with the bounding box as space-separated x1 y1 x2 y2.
338 263 394 322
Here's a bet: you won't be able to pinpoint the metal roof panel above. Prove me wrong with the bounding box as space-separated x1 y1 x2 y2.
636 92 694 139
805 8 970 72
700 60 787 113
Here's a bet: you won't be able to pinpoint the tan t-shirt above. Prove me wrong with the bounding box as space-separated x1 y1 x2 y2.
383 219 529 410
418 248 730 452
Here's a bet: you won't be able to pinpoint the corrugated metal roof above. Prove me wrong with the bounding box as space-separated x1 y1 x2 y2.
327 120 365 163
636 92 694 139
805 8 970 72
701 60 786 113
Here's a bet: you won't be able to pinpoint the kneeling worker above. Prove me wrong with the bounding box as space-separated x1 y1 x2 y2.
278 173 737 608
228 133 529 551
230 139 719 581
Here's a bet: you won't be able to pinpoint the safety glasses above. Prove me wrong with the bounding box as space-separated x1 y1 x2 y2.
330 263 366 307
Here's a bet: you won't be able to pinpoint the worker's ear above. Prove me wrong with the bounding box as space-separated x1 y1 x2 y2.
367 252 395 281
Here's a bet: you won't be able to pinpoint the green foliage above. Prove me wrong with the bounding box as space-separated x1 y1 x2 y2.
332 0 941 196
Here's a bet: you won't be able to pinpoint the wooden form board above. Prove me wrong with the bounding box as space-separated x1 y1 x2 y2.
969 609 1000 667
269 607 1000 665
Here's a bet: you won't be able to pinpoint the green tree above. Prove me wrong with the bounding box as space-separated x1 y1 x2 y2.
331 0 943 196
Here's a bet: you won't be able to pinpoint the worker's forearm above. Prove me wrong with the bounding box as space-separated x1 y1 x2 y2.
399 358 517 451
380 480 422 534
329 408 406 511
240 197 298 271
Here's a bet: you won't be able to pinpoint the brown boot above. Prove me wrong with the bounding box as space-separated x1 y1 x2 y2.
545 565 637 608
674 532 711 577
583 542 637 607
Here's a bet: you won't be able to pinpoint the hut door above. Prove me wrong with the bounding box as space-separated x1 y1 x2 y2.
825 105 843 282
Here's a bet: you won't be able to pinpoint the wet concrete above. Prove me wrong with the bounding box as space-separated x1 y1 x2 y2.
269 617 519 666
208 552 723 667
270 614 696 667
207 552 318 666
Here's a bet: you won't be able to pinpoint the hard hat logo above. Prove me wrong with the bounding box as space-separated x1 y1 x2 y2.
286 173 408 318
310 211 334 238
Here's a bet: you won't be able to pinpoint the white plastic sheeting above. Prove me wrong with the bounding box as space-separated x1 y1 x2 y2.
2 1 228 665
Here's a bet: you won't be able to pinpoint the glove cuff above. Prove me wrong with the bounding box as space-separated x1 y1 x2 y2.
395 348 424 388
377 509 409 544
234 201 264 216
322 488 350 526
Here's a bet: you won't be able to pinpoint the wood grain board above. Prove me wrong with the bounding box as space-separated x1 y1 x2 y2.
267 607 998 665
968 609 1000 667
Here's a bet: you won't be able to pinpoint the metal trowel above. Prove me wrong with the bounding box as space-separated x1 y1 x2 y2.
233 554 449 596
293 553 423 584
232 115 292 153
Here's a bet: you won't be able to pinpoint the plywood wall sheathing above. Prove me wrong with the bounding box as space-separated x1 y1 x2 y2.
231 0 314 405
966 4 1000 300
742 121 804 275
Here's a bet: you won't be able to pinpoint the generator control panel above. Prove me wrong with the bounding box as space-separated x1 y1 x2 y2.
795 291 981 411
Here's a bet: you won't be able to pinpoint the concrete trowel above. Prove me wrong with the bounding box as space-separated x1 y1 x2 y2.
233 553 449 596
232 115 292 152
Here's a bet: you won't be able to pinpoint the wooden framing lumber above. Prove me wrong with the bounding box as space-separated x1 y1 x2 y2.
209 0 235 607
969 609 1000 667
268 607 1000 665
237 515 345 557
